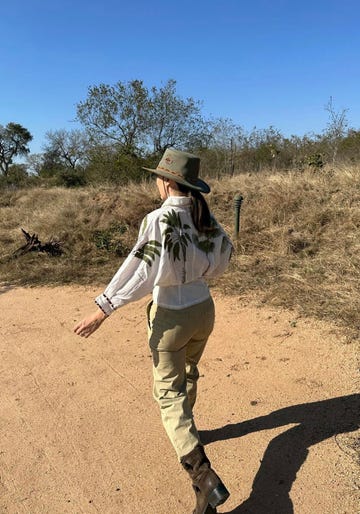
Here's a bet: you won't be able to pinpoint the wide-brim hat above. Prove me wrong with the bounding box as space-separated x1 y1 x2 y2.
143 148 210 194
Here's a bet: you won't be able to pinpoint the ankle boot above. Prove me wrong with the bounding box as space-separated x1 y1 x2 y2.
181 445 230 514
192 487 217 514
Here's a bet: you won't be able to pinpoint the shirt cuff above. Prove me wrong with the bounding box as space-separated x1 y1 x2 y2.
95 293 116 317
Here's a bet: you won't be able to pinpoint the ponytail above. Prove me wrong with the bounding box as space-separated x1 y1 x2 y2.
190 189 216 233
175 182 215 233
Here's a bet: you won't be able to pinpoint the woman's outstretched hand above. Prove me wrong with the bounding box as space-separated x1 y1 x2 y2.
73 308 107 338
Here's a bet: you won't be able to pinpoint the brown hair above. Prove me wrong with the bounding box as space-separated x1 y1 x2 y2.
175 182 215 233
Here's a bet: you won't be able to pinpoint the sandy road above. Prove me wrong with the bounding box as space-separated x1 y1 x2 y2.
0 285 359 513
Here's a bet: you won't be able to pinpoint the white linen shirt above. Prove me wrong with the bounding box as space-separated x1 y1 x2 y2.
95 196 232 316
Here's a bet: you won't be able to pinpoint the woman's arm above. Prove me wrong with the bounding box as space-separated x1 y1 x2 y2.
73 307 107 338
73 211 161 336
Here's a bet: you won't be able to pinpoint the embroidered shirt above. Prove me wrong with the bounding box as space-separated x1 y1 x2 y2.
95 196 233 316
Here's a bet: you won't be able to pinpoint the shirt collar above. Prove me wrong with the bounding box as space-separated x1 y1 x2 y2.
163 196 192 207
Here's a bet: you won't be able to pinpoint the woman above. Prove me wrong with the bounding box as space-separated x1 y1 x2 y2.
74 148 232 514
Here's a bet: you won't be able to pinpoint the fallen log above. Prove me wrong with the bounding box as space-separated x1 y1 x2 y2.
12 229 63 258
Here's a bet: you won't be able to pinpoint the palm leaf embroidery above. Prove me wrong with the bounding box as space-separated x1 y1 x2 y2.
161 209 191 283
161 210 191 262
134 239 161 266
192 226 222 255
192 234 215 254
140 215 148 235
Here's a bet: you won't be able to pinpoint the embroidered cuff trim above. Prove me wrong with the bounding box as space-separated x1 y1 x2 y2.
95 300 109 316
103 294 115 310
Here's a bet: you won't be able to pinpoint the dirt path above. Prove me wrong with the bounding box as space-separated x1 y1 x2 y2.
0 286 358 514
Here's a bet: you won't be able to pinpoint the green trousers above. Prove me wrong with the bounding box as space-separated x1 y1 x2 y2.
147 297 215 459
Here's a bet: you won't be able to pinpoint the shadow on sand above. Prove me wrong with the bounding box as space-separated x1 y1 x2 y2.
200 394 360 514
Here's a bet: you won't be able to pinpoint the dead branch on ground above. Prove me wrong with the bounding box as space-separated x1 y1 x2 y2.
12 229 63 258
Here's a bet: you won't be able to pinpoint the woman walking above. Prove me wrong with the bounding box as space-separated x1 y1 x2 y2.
74 148 232 513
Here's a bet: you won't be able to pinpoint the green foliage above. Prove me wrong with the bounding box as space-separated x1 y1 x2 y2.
85 145 147 184
306 153 324 169
36 149 67 178
28 150 87 187
76 79 149 153
76 79 210 156
57 168 87 187
0 123 33 176
5 89 360 186
0 164 30 187
147 79 210 153
92 223 130 256
338 129 360 162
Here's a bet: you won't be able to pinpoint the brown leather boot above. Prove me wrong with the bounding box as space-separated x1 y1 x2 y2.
181 445 230 514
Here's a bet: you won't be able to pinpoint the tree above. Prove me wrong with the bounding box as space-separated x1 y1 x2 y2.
0 123 33 176
26 153 46 176
44 149 67 175
76 80 149 154
0 163 29 187
338 129 360 162
324 96 349 164
76 79 210 157
43 129 89 169
27 149 66 179
147 79 210 153
236 126 284 172
200 117 245 177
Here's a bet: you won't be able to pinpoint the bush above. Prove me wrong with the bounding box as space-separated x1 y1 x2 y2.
92 223 130 256
58 168 87 187
85 146 148 184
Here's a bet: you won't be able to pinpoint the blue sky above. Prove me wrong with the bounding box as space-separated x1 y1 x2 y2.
2 0 360 154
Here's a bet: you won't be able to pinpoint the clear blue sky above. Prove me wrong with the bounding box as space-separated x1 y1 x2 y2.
2 0 360 154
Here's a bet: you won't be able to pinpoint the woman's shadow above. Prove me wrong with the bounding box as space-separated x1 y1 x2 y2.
200 394 360 514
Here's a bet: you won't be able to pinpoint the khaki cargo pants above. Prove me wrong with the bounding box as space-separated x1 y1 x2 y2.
147 297 215 459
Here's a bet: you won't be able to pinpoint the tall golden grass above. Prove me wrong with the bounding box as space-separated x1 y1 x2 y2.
214 164 360 341
0 165 359 340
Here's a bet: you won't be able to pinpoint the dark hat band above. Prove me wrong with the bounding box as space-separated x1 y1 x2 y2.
156 165 196 184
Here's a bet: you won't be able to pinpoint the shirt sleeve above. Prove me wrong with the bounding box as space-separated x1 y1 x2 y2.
95 214 162 316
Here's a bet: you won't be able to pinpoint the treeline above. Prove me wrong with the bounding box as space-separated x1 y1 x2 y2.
1 80 358 188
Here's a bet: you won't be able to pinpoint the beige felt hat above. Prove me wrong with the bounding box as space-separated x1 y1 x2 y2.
143 148 210 194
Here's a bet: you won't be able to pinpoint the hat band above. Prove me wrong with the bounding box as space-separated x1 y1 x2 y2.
157 165 196 184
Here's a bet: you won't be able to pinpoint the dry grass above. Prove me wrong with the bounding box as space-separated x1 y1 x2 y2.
0 165 359 340
212 164 360 341
0 183 161 285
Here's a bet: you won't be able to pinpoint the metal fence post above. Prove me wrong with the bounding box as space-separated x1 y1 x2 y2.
234 193 244 237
